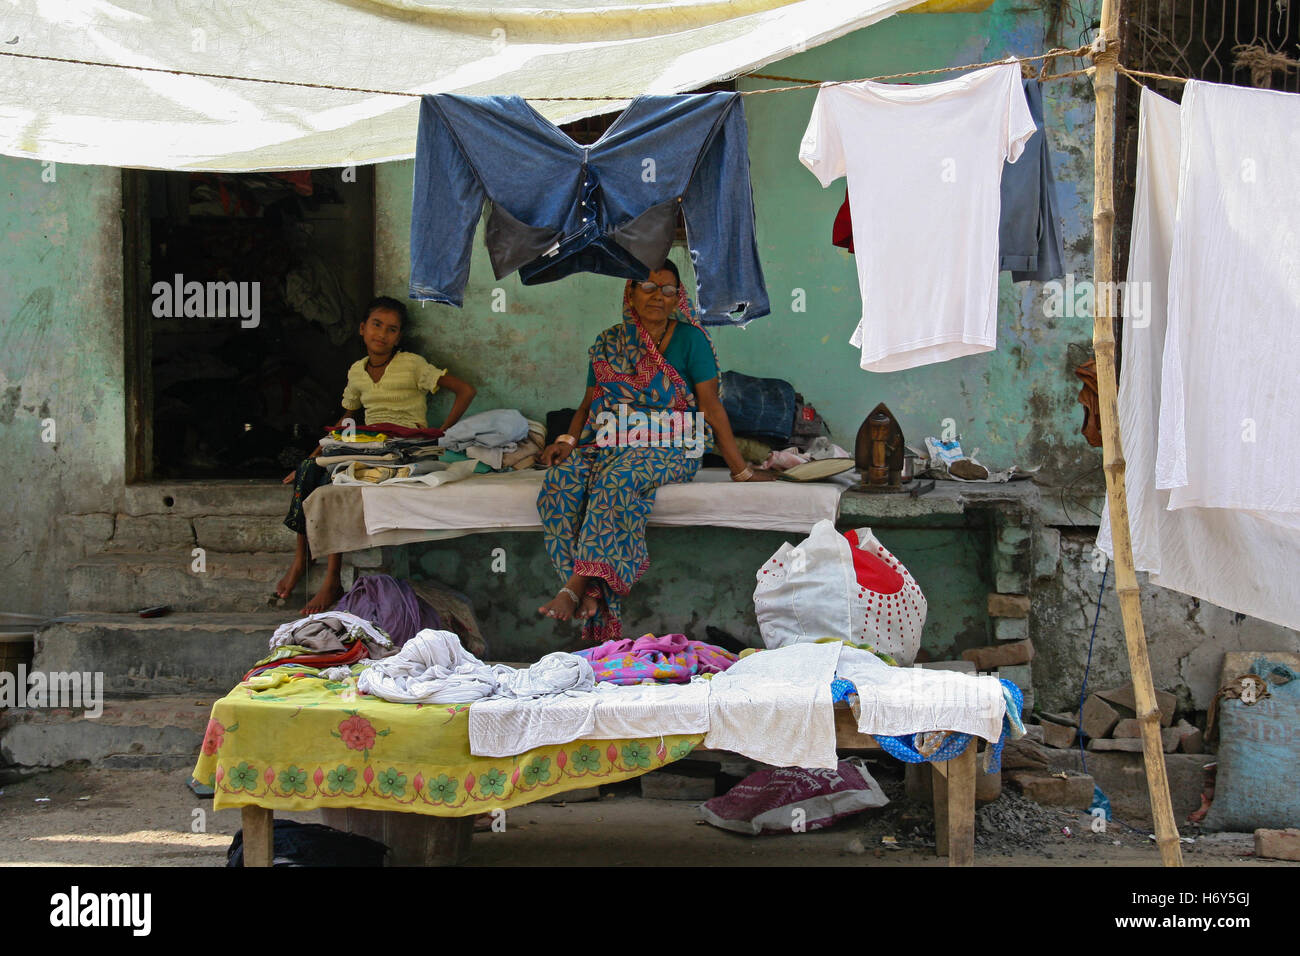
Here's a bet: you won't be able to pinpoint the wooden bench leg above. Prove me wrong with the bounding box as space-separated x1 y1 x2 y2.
930 761 949 858
931 744 976 867
241 805 275 868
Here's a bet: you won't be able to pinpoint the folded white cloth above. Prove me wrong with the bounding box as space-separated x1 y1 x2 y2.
357 630 594 705
469 679 712 757
703 642 841 769
835 645 1006 741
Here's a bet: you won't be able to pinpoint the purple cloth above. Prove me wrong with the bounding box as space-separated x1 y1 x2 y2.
333 574 440 646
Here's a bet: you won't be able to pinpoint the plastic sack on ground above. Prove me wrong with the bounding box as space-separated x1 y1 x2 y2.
752 518 926 663
699 758 889 835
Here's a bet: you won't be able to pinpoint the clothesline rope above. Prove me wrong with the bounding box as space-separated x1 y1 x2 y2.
0 42 1133 104
1116 64 1190 85
738 43 1096 93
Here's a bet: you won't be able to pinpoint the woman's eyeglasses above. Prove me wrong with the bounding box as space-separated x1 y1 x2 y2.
635 281 678 298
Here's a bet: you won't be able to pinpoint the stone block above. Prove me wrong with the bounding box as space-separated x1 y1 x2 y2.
995 570 1029 596
1178 729 1205 754
1095 682 1176 727
1113 718 1142 738
1033 527 1061 580
996 526 1032 551
1081 695 1121 740
1041 721 1078 749
998 663 1033 690
109 514 195 551
1022 724 1044 743
1007 771 1094 808
193 515 295 553
1040 711 1078 728
963 639 1034 670
987 593 1030 618
1000 737 1050 770
1088 738 1145 752
993 617 1029 642
1254 828 1300 862
57 513 115 558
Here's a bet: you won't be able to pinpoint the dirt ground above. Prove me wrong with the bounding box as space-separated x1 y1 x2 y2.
0 765 1291 867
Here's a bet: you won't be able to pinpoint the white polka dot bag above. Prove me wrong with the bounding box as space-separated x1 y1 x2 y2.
753 518 926 664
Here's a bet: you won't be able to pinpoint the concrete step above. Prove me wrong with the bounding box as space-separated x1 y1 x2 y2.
0 694 213 770
66 552 307 613
33 612 288 695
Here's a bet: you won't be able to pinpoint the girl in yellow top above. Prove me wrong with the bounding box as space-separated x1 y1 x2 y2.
276 296 476 613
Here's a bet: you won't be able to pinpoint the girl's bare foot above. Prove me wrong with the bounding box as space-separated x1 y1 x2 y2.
302 579 343 616
537 589 578 621
275 559 307 600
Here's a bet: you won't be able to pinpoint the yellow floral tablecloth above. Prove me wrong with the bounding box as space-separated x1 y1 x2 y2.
193 671 703 816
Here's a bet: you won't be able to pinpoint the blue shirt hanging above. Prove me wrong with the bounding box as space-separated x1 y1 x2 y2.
409 92 770 326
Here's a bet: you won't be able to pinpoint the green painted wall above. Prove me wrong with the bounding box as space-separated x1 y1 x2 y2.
0 2 1105 667
0 158 125 614
372 1 1101 657
378 2 1101 488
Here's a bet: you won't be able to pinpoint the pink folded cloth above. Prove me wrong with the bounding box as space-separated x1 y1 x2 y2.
575 633 738 684
762 448 810 471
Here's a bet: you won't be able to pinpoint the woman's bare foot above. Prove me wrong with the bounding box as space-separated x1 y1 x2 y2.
577 586 601 621
275 558 307 601
538 589 579 621
302 578 343 616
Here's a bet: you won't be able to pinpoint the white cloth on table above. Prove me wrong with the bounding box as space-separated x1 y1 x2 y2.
835 645 1006 741
1155 80 1300 514
1097 86 1300 630
799 62 1035 372
270 611 393 654
357 467 842 540
357 629 594 705
703 641 841 769
469 679 712 758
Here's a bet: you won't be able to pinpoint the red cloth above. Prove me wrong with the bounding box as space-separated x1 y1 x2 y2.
242 641 368 682
350 422 444 439
832 189 854 253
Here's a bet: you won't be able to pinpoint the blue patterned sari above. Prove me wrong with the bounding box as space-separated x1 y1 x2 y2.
538 281 720 641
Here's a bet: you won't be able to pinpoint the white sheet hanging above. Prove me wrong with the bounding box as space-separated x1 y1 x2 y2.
1098 87 1300 631
0 0 926 171
1155 80 1300 513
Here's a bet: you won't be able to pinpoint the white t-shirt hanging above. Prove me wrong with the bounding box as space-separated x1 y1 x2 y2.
799 63 1036 372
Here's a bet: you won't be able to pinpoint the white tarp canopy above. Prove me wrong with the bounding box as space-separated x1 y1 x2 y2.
0 0 925 171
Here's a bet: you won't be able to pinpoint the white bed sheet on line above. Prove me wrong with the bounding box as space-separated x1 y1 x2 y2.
360 468 843 537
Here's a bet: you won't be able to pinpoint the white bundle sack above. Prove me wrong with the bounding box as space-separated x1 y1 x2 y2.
752 519 926 664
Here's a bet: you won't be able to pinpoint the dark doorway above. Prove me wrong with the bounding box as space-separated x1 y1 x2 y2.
128 166 375 480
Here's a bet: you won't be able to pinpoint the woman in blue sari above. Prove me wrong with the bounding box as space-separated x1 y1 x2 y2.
537 260 773 641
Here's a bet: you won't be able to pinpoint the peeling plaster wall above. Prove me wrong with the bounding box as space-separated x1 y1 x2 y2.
0 158 124 615
375 1 1105 490
1034 534 1300 715
371 1 1109 659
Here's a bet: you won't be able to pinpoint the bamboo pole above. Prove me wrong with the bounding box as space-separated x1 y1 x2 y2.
1090 0 1183 867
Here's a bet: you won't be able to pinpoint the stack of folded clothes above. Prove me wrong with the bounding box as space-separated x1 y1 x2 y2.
323 410 546 486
